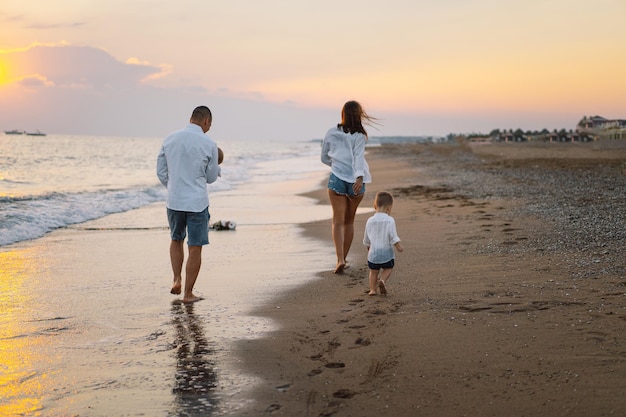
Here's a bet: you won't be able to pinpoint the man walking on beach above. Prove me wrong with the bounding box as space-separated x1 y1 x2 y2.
156 105 221 303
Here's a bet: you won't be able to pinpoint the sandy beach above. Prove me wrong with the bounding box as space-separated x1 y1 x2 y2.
2 139 624 417
233 140 626 416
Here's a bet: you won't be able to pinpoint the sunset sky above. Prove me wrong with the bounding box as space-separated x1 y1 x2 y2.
1 0 625 141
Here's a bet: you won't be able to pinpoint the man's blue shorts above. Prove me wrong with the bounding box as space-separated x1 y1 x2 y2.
328 173 366 197
167 207 210 246
368 259 395 270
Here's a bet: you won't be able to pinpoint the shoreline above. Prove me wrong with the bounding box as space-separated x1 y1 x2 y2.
0 166 335 416
233 141 626 416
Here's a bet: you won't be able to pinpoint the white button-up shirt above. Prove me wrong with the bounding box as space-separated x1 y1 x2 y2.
321 126 372 183
156 123 220 212
363 212 401 264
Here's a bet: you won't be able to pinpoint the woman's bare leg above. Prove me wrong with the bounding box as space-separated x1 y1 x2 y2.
328 190 348 272
342 193 364 261
328 190 365 273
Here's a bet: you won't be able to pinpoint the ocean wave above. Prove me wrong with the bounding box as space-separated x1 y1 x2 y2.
0 186 169 247
0 177 32 186
0 136 321 248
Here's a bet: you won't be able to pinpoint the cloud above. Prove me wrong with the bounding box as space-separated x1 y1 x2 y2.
0 43 591 140
0 43 337 140
27 21 85 30
3 43 165 88
0 12 27 23
18 74 54 87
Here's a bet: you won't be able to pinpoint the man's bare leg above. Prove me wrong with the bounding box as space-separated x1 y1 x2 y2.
182 245 203 303
170 240 184 295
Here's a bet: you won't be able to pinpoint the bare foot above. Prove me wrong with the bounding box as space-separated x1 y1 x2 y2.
170 281 182 295
368 291 377 296
378 280 387 295
182 295 204 304
334 262 346 274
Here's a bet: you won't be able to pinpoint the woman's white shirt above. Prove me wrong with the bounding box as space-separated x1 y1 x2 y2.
321 126 372 183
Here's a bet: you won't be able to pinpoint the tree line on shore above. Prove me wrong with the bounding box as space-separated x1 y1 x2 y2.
448 115 626 143
449 127 593 143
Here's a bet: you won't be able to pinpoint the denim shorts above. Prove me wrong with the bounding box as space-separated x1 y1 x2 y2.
167 207 210 246
328 173 366 197
368 259 395 270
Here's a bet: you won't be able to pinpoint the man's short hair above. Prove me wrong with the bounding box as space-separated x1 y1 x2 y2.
191 105 212 122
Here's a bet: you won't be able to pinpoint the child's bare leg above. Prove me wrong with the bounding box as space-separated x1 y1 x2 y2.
368 269 379 295
379 268 393 285
378 268 394 295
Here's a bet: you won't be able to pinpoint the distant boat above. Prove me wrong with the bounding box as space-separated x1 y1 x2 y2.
25 130 46 136
4 129 24 135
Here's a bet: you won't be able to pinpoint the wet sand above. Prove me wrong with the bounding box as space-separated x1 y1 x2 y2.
0 169 336 416
233 140 626 416
2 141 624 416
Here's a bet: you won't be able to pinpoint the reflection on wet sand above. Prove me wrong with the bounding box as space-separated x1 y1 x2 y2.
171 301 218 416
0 249 45 416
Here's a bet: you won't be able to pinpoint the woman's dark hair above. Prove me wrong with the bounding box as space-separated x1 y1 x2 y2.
338 101 377 136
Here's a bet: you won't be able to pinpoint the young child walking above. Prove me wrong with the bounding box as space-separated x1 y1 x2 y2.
363 191 403 296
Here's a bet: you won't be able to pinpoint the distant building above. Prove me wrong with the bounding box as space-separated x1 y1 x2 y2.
577 116 626 140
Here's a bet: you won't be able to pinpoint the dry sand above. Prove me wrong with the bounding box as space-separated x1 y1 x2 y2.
234 141 626 417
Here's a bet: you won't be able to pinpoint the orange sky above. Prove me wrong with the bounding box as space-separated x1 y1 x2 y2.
1 1 625 139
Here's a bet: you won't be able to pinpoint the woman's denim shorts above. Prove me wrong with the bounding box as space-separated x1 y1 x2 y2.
328 173 365 197
167 207 210 246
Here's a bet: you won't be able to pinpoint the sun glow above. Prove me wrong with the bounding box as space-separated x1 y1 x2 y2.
0 60 11 85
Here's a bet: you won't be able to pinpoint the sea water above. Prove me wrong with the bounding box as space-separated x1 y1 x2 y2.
0 133 428 416
0 134 328 247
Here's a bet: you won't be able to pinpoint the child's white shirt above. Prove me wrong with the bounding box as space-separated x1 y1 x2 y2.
363 212 401 264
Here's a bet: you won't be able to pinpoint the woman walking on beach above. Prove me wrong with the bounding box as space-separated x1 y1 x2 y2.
321 100 374 274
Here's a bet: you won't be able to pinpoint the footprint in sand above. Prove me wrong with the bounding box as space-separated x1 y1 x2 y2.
333 389 356 399
325 362 346 369
355 337 372 346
